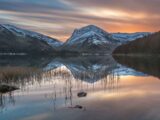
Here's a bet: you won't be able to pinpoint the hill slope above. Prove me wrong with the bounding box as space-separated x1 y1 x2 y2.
113 32 160 54
0 24 62 55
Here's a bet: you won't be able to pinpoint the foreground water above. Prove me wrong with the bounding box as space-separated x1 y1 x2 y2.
0 55 160 120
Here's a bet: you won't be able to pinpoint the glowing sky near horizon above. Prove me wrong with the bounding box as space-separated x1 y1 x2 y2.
0 0 159 41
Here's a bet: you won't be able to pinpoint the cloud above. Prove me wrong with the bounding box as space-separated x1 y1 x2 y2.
0 0 159 41
0 0 74 12
65 0 160 15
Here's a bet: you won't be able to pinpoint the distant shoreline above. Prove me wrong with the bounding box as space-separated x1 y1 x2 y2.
0 53 27 56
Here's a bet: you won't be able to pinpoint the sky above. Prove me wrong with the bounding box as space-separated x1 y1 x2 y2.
0 0 160 41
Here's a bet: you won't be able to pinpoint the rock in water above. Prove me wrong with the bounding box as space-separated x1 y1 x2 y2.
77 92 87 97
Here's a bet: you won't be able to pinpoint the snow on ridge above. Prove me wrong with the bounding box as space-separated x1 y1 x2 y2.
67 31 110 45
67 24 151 45
67 25 151 46
0 24 152 48
69 25 110 40
112 32 151 42
65 25 115 46
1 24 63 47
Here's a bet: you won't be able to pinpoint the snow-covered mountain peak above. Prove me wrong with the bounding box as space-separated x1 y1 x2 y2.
77 25 107 32
61 25 117 53
0 24 63 47
69 25 111 41
68 31 110 45
1 24 38 37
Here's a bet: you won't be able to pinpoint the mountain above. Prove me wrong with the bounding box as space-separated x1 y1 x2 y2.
61 25 150 54
0 24 62 55
0 24 63 47
113 32 160 54
0 24 152 55
111 32 150 44
61 25 119 54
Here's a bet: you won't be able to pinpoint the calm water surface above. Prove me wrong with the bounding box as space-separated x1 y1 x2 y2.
0 55 160 120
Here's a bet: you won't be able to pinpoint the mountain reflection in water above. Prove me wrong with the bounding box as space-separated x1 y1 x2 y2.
114 55 160 78
0 55 159 120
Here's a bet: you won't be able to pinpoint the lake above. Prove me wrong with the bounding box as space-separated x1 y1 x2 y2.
0 55 160 120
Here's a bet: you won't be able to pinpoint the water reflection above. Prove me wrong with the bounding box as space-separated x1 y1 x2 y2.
0 56 121 112
0 56 53 68
45 56 119 82
0 55 159 120
0 93 15 113
114 55 160 79
0 67 43 89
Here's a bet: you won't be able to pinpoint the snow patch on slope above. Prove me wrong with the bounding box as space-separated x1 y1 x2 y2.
112 32 151 43
67 31 110 45
1 24 63 47
65 25 116 46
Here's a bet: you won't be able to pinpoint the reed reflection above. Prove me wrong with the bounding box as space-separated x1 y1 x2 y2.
0 56 122 112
